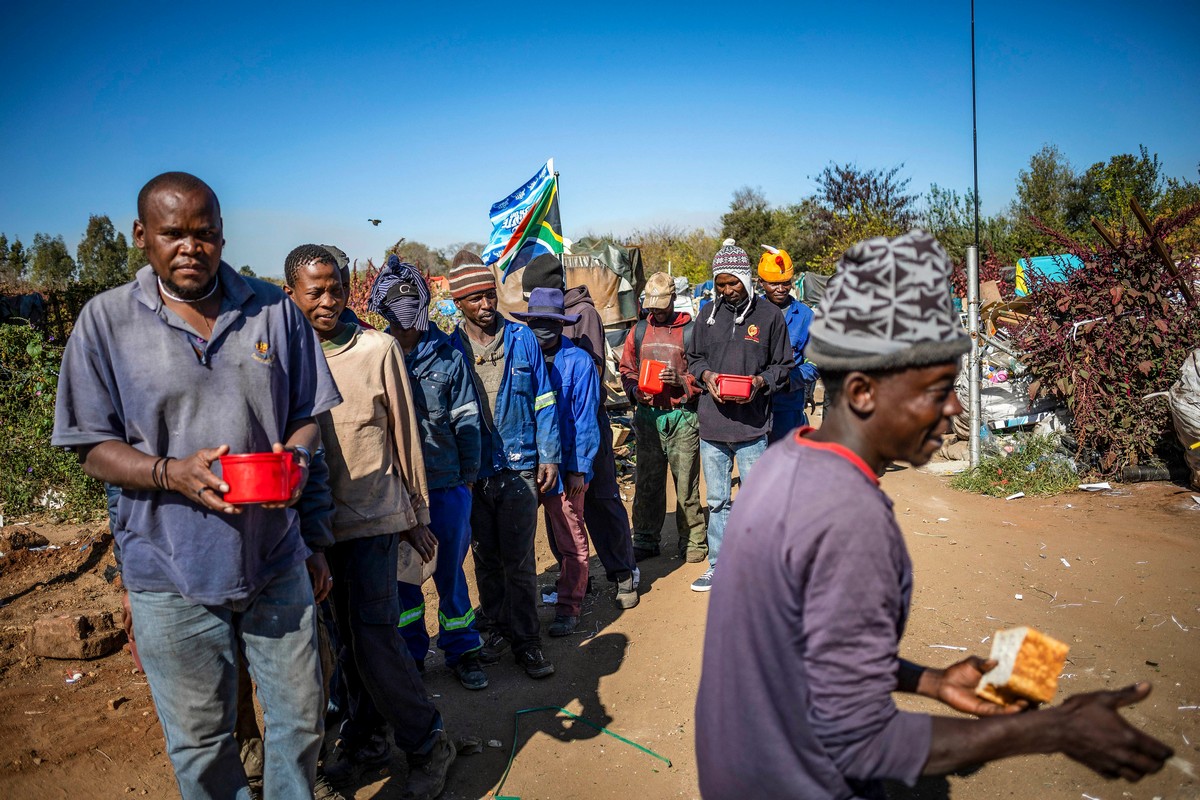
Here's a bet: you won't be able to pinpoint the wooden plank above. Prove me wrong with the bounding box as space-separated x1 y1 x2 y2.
1130 198 1195 305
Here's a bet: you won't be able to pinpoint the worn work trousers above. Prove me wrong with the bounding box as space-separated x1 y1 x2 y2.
471 469 542 654
547 407 637 581
541 490 590 616
632 404 706 556
327 533 440 754
700 436 767 569
128 560 323 800
397 484 483 666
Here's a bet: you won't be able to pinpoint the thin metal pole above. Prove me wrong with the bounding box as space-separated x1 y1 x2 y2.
967 245 982 468
971 0 980 248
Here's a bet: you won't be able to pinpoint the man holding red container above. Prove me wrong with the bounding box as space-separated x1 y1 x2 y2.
686 240 792 592
53 174 340 798
618 272 707 563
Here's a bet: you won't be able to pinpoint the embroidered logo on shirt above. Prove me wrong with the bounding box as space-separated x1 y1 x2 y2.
744 324 760 343
252 340 275 365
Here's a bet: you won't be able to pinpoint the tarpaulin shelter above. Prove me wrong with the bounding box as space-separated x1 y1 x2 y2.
1013 254 1083 296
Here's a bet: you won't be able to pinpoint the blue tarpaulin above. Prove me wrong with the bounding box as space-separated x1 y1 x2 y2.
1014 254 1084 295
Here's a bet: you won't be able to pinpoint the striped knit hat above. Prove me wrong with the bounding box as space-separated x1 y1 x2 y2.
369 256 430 332
448 250 496 300
708 239 755 325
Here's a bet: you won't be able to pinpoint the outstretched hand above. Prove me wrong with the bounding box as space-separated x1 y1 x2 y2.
1054 682 1173 781
933 656 1027 717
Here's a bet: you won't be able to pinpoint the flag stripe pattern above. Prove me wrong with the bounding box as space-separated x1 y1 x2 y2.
482 160 564 280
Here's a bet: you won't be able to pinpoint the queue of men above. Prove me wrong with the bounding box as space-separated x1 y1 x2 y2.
51 172 1171 799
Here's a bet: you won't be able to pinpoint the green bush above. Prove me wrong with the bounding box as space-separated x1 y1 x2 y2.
0 324 105 518
950 434 1079 498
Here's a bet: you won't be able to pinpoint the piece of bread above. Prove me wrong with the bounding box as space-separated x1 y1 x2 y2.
975 626 1070 705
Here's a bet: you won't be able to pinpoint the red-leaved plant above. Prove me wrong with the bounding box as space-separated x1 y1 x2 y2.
1016 204 1200 476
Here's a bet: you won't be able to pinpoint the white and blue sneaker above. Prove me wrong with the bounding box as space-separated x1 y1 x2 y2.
690 568 715 593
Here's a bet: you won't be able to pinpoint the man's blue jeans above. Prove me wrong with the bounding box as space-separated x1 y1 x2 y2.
700 436 767 568
128 560 323 800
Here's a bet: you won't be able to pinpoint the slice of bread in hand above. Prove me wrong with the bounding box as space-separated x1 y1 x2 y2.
976 626 1070 705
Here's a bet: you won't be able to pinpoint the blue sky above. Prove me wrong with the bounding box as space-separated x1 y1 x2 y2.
2 1 1197 276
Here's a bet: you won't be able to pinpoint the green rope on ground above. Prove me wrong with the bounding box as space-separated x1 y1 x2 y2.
491 705 672 799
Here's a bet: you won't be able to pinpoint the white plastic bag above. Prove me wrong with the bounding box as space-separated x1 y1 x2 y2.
1169 348 1200 489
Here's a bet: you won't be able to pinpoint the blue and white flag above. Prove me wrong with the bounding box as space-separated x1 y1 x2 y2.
482 159 563 279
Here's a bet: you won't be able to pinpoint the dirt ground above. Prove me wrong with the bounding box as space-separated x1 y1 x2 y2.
1 461 1198 799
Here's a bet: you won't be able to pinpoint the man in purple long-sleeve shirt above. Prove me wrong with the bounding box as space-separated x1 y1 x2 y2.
696 231 1172 799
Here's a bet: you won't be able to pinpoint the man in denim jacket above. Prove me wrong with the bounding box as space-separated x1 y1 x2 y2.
447 253 561 679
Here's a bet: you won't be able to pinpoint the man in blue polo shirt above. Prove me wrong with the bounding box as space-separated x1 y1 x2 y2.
52 172 341 799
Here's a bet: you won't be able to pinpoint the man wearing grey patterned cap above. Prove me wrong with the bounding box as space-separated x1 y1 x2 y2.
697 230 1172 799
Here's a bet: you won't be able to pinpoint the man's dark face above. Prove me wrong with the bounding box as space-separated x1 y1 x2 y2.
133 188 223 300
455 289 498 329
715 273 747 305
528 318 564 353
649 301 674 324
761 278 792 307
872 362 963 467
285 261 346 338
387 323 422 354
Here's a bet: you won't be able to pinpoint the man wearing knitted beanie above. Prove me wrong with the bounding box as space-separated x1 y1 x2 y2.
697 231 1172 799
685 239 792 592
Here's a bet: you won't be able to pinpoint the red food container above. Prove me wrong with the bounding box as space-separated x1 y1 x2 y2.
219 452 304 504
715 374 755 401
638 359 667 394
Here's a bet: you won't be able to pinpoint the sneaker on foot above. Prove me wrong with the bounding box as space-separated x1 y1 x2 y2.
452 653 488 690
323 734 391 787
478 631 509 665
516 647 555 678
401 729 456 800
614 572 639 609
690 568 715 593
548 614 579 636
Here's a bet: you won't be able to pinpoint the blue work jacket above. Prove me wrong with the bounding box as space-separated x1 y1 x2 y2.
765 296 820 413
404 326 482 490
452 319 561 477
545 337 600 493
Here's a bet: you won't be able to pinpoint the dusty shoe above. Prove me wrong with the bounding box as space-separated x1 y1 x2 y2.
322 734 391 787
452 652 488 690
478 631 510 665
683 549 707 563
614 572 639 609
401 729 456 800
548 614 579 636
632 544 660 561
516 647 555 678
313 771 347 800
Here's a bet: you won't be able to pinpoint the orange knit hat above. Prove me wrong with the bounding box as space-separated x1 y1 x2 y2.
757 245 794 282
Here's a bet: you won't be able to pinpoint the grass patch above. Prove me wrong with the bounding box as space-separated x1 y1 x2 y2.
950 434 1078 498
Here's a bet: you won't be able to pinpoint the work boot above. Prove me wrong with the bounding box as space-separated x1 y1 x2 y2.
313 771 347 800
633 544 660 561
516 646 555 678
548 614 579 636
478 631 510 665
322 733 391 787
614 571 639 609
401 729 456 800
682 548 707 563
452 652 488 690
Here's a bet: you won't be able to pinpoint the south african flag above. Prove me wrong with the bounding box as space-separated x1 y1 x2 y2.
482 159 564 281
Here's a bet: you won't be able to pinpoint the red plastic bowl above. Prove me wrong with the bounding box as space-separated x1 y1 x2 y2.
219 452 303 504
638 359 667 394
715 374 754 401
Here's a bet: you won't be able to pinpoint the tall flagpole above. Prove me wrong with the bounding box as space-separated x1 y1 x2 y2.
967 0 982 468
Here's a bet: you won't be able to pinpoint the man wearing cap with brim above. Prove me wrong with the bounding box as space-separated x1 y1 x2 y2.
695 230 1173 799
758 245 820 442
685 239 792 592
618 272 706 563
447 251 560 679
512 286 602 637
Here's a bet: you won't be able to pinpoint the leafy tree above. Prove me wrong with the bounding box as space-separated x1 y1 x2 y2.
920 185 1019 266
239 265 256 277
385 238 447 275
76 214 129 285
439 241 487 262
719 187 775 253
29 233 76 287
4 237 29 283
812 162 918 229
127 243 149 276
629 223 721 285
1073 145 1163 230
